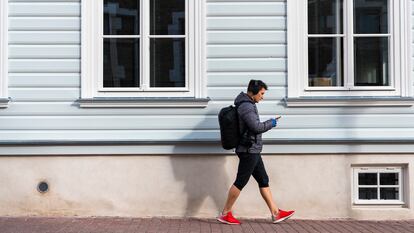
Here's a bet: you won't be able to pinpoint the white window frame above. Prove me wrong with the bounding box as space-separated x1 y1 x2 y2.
287 0 412 106
352 167 404 205
0 0 8 108
81 0 207 107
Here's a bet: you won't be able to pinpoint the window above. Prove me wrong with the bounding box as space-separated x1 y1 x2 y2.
287 0 412 106
0 0 8 108
353 167 404 205
80 0 208 107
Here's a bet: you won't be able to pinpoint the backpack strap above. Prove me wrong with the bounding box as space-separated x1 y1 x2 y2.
235 100 252 138
236 100 257 150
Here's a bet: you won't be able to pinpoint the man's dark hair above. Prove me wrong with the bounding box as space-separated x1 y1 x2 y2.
247 79 268 95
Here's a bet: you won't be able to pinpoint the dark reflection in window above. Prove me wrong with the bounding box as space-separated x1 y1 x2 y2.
308 38 343 87
151 0 185 35
150 38 185 87
104 38 140 88
308 0 343 34
380 173 399 185
104 0 140 35
354 0 388 34
358 173 377 185
359 188 378 200
380 188 399 200
354 37 389 86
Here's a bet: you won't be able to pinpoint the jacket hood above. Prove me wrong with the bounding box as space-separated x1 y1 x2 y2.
234 92 254 106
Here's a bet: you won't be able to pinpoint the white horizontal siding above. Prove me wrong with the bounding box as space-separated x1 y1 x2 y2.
9 87 79 101
205 0 287 108
2 0 414 147
9 2 80 17
208 16 285 30
208 45 286 58
208 86 284 100
2 128 414 142
0 116 217 130
10 0 79 2
6 0 80 152
9 31 80 45
208 0 284 2
0 130 219 141
9 73 79 87
8 0 81 120
264 128 414 140
208 31 285 44
208 72 286 87
208 58 285 72
3 115 414 130
9 45 80 59
3 102 414 116
9 87 284 102
411 0 414 93
9 59 80 73
207 2 285 16
9 17 80 31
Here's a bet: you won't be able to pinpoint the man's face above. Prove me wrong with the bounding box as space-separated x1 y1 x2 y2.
252 88 266 103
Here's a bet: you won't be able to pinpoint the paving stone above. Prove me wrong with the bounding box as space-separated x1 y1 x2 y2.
0 217 413 233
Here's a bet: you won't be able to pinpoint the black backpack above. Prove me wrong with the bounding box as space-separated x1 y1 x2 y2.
218 101 249 150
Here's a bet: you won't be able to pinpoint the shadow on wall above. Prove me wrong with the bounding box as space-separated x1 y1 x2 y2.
169 118 231 217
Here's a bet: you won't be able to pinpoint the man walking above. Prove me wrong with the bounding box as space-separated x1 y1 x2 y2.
217 80 295 225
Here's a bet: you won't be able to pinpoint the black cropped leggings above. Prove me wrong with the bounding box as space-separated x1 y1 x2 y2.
233 152 269 190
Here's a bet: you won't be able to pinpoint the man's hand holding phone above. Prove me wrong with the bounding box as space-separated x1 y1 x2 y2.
272 116 281 128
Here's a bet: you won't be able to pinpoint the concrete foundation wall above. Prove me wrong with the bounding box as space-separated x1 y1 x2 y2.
0 154 413 220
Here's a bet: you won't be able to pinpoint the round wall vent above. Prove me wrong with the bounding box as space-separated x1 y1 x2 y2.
37 181 49 193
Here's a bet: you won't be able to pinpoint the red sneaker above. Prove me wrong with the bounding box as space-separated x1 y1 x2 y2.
217 211 241 225
272 209 295 223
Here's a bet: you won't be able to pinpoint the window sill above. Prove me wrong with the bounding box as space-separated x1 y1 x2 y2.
284 97 414 107
0 98 9 108
78 97 210 108
353 201 405 206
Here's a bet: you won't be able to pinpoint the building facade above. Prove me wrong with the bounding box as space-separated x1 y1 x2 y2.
0 0 413 220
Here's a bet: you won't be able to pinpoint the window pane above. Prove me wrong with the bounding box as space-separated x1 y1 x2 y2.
104 0 140 35
354 37 389 86
380 188 399 200
308 38 343 87
380 173 399 185
150 38 185 87
150 0 185 35
103 38 140 88
358 173 377 185
354 0 388 34
308 0 343 34
359 188 378 200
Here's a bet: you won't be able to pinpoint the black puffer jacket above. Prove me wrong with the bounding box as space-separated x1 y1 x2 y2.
234 92 274 153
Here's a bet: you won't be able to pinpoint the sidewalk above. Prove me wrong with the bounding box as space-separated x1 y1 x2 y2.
0 217 413 233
